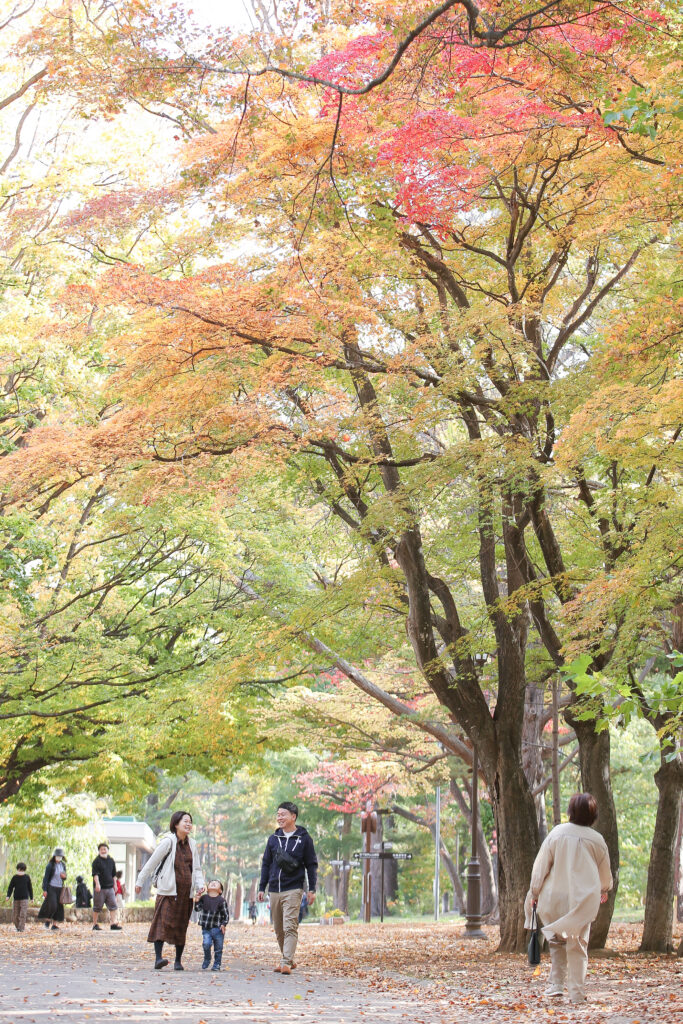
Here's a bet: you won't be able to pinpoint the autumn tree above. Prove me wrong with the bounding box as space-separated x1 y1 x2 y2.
3 0 680 951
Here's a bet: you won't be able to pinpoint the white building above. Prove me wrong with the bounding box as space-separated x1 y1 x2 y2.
103 817 156 898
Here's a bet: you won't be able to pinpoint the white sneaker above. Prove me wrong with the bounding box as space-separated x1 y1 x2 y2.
545 987 564 998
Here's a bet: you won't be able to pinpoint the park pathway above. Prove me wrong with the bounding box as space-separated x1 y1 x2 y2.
1 920 680 1024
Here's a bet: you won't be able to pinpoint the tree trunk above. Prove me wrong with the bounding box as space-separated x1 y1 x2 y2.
675 801 683 925
486 732 540 951
369 813 397 917
440 840 466 913
640 757 683 952
566 713 619 948
523 683 548 840
336 812 353 914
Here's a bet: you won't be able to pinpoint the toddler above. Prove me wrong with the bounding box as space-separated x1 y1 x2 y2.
196 879 229 971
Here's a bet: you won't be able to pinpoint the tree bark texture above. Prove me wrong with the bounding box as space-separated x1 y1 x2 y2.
640 757 683 952
567 713 619 948
523 683 548 841
675 802 683 926
488 730 540 951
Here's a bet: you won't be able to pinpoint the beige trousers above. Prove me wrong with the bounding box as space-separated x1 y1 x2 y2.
269 888 303 966
548 924 591 1002
13 899 29 931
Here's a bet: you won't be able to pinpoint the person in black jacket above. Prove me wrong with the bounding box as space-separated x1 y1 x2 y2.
92 843 122 931
38 848 67 931
6 862 33 931
257 802 317 975
75 876 93 908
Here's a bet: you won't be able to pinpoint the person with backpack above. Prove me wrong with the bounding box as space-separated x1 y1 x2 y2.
257 802 317 975
135 811 205 971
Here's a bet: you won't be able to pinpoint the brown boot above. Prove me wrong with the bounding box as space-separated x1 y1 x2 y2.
280 965 292 975
273 965 282 973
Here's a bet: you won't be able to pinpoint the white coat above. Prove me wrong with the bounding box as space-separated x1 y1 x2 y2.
524 822 612 941
135 832 205 897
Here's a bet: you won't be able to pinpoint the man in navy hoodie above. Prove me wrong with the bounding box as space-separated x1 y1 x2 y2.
258 801 318 974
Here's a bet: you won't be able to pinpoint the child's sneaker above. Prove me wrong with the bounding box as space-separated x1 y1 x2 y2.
201 958 211 970
211 965 220 972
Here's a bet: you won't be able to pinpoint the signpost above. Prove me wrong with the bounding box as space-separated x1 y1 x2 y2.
354 848 413 923
354 852 413 860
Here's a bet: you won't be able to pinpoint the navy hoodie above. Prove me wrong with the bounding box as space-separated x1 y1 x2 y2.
258 825 318 894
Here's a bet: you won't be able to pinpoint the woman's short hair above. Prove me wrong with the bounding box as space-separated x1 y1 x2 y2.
568 792 598 826
169 810 193 835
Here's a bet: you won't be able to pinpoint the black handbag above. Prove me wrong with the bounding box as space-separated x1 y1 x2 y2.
528 904 542 965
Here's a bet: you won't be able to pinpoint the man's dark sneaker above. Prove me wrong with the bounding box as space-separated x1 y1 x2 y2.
173 962 184 971
92 924 102 931
154 958 169 970
110 924 123 931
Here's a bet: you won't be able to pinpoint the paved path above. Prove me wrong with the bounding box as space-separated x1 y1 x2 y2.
1 920 681 1024
0 922 409 1024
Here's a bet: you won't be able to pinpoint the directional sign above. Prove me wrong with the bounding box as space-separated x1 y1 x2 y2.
356 851 413 860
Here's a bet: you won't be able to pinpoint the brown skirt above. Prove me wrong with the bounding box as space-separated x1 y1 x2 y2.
147 892 193 945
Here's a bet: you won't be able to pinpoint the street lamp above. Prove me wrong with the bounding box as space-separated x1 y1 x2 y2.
464 652 488 940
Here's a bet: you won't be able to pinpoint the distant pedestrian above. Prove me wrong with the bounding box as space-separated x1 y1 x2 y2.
196 879 229 971
135 811 205 971
75 876 92 909
525 792 612 1004
248 901 257 925
92 842 122 932
114 871 127 910
6 862 33 931
38 848 67 931
258 801 317 975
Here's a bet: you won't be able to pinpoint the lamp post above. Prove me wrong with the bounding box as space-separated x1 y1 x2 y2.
464 651 487 940
464 744 486 939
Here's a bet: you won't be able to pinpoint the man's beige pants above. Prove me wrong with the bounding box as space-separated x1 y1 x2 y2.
269 888 303 966
548 924 591 1002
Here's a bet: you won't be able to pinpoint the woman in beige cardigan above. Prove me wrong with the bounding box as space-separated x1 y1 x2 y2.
525 793 613 1003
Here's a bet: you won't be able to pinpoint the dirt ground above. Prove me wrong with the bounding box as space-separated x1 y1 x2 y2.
0 919 680 1024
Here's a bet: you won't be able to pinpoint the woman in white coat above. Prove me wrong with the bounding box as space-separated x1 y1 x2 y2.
525 793 612 1003
135 811 205 970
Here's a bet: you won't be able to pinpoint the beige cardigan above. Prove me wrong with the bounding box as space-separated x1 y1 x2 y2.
524 822 613 940
135 833 205 898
